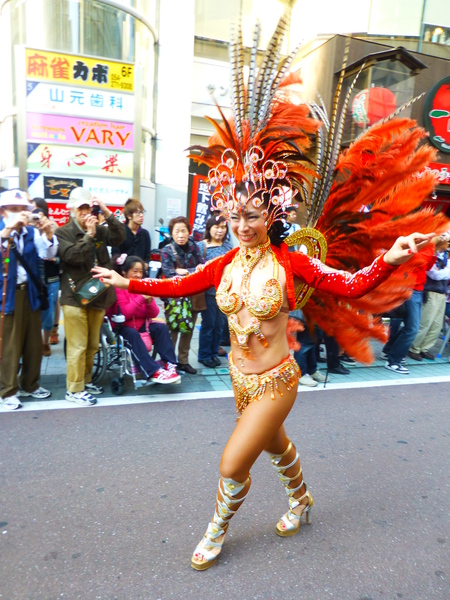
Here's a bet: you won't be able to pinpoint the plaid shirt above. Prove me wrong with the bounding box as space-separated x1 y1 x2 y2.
161 240 204 279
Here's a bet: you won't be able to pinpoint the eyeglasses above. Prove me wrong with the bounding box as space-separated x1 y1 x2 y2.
133 210 146 216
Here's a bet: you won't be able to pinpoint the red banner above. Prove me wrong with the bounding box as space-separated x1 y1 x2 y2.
189 174 212 241
48 202 123 227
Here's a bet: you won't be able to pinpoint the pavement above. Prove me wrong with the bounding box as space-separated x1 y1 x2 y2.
4 311 450 411
0 382 448 599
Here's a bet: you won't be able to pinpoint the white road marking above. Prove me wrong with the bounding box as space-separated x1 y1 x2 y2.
2 374 450 412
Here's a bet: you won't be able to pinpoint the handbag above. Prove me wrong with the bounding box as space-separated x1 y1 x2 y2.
164 297 194 333
192 292 207 312
191 241 207 311
11 243 49 311
140 331 152 352
170 242 207 312
67 246 109 307
135 318 152 352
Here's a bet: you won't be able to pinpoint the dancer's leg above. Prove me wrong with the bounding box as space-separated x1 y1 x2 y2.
191 380 298 570
265 426 313 536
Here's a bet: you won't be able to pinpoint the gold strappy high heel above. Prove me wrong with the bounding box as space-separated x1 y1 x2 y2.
268 441 313 537
191 475 251 571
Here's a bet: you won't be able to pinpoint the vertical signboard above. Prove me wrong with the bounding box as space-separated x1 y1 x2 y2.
21 47 136 215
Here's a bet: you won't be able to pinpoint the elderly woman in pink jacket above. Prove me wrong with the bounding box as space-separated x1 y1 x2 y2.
108 255 180 384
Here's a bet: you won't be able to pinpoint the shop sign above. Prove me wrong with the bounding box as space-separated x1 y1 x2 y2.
424 76 450 153
352 87 397 127
44 176 83 200
26 81 134 122
46 202 124 227
27 143 133 178
28 173 133 204
189 174 212 241
26 113 134 150
26 48 134 92
424 162 450 185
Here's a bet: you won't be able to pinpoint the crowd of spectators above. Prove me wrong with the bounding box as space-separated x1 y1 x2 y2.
0 187 449 410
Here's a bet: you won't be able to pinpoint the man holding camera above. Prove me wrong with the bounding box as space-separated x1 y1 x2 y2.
0 189 58 410
56 187 125 406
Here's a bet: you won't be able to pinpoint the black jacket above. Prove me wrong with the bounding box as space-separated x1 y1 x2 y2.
112 225 151 263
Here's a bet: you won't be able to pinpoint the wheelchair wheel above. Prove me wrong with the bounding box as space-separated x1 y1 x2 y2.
92 333 108 384
111 377 124 395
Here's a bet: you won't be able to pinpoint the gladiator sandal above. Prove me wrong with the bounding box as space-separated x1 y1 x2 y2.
191 475 251 571
268 440 313 537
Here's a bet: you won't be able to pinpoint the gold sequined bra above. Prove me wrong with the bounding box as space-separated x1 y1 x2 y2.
216 240 283 350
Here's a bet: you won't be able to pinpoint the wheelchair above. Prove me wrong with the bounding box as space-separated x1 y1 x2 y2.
91 314 154 395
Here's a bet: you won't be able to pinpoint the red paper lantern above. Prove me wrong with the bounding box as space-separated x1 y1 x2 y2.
352 88 397 128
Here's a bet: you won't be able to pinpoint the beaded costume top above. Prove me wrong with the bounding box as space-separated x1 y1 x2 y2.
216 239 283 351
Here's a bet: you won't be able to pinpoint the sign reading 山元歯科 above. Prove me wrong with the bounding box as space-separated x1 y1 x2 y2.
26 81 135 122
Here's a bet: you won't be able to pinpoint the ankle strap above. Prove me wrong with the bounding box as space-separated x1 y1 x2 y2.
267 440 293 465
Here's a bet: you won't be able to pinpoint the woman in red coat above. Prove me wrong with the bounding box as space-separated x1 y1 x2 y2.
107 255 180 385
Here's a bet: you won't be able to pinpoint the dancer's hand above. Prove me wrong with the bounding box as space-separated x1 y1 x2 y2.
383 232 435 266
91 266 130 289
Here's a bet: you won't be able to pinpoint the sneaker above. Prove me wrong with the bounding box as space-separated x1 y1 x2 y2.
298 374 318 387
2 395 22 410
340 353 356 365
384 362 409 374
150 369 181 384
383 352 406 365
65 391 97 406
311 370 327 383
164 362 179 374
18 386 51 399
85 383 104 395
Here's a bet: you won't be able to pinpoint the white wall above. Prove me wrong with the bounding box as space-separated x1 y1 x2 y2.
154 0 196 223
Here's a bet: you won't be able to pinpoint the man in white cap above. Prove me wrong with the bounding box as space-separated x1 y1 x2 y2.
56 187 125 406
0 189 58 410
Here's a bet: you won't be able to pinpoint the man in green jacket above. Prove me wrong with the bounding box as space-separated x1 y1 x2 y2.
56 188 126 406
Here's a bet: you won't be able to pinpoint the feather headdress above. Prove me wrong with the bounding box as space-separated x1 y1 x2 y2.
188 14 320 226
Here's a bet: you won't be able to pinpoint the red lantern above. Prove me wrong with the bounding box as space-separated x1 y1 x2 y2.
352 88 397 128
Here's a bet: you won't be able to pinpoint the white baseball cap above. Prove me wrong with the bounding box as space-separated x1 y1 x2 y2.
67 187 92 209
0 189 34 210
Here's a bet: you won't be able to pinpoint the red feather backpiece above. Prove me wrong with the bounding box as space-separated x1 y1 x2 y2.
302 119 449 363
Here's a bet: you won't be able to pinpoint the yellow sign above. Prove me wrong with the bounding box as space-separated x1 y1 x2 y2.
25 49 134 93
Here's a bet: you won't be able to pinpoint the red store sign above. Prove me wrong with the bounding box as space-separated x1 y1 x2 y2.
425 162 450 185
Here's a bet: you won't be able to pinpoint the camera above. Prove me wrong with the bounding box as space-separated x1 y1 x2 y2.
91 204 101 216
31 213 41 222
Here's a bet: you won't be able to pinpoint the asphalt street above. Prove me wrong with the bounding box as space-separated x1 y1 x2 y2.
0 382 448 600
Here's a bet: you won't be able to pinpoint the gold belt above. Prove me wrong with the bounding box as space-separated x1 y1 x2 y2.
229 352 300 414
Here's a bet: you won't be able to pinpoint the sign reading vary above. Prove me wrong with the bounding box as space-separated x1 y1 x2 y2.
26 113 134 150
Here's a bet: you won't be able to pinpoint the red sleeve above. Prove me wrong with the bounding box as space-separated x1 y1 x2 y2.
128 256 221 297
289 251 396 298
